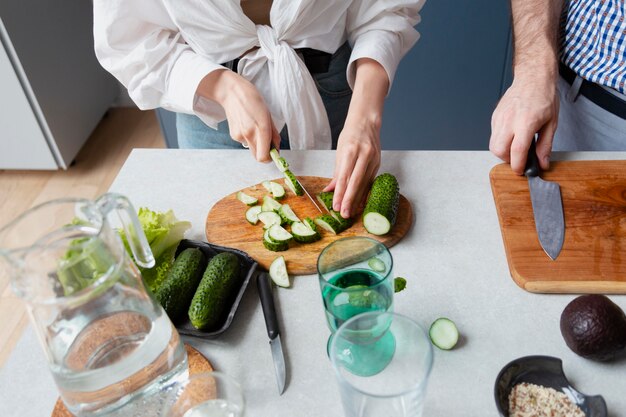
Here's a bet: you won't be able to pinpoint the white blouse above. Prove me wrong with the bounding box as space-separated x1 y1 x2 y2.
93 0 424 149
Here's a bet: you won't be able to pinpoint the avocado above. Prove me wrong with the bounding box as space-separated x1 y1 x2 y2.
560 294 626 361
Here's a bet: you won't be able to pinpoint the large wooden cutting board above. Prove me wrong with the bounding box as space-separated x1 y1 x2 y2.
205 176 413 275
490 161 626 294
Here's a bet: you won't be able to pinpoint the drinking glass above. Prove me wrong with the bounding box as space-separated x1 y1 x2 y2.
329 312 434 417
161 372 245 417
0 194 188 416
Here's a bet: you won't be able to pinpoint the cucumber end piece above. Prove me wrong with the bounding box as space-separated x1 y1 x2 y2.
269 256 290 288
363 212 391 236
429 318 459 350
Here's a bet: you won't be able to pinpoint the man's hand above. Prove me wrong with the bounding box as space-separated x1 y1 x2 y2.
197 70 280 162
490 75 559 174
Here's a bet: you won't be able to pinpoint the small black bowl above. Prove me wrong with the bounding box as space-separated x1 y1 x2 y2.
494 355 607 416
172 239 258 338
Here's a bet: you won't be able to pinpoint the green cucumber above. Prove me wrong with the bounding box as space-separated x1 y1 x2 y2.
283 170 304 196
368 257 386 273
362 173 400 236
429 318 459 350
270 148 289 172
262 195 282 212
236 191 258 206
269 256 290 287
263 229 289 252
304 217 318 232
258 211 282 229
188 252 241 330
155 248 207 322
291 221 321 243
268 224 293 243
278 204 300 225
262 181 286 200
329 210 353 233
245 205 262 225
314 214 342 235
316 191 334 211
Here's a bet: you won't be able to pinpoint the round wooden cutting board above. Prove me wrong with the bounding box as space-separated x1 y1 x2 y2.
51 344 213 417
205 176 413 275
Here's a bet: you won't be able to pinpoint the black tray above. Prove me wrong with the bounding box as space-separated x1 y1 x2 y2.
172 239 258 338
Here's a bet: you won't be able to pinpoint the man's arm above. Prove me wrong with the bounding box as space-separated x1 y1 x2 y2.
490 0 563 174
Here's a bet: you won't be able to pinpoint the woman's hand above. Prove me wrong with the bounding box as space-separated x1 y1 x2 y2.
324 58 388 218
197 69 280 162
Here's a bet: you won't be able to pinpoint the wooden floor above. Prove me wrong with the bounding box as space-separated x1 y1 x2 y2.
0 108 164 366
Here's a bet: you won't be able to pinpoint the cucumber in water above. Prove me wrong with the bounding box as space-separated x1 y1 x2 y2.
362 173 400 236
429 318 459 350
367 257 386 273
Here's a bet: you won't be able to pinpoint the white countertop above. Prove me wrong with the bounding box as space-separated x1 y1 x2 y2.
1 149 625 417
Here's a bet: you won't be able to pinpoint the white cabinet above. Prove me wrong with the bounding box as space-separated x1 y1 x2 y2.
0 1 118 170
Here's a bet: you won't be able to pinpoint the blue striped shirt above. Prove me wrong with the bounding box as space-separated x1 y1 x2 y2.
559 0 626 94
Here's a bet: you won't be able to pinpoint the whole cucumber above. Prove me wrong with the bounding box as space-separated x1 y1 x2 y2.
155 248 207 322
362 173 400 236
188 252 241 330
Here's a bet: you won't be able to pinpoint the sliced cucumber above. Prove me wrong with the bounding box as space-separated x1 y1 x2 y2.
268 224 293 243
367 257 386 273
316 191 334 211
269 256 290 287
278 204 300 225
291 221 321 243
245 205 263 225
314 214 342 235
429 318 459 350
329 210 354 233
263 229 289 252
237 191 258 206
270 182 286 200
304 217 318 232
284 170 304 196
363 173 400 236
262 195 282 212
258 211 282 229
262 181 272 192
270 148 289 172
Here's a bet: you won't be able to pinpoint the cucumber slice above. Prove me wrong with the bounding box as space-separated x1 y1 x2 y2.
363 173 400 236
367 257 386 273
284 170 304 196
291 221 321 243
237 191 258 206
314 214 342 235
316 191 334 211
245 205 263 225
268 224 293 243
258 211 282 229
278 204 300 225
262 181 272 192
269 256 290 287
329 210 354 233
429 318 459 350
262 181 286 200
304 217 318 232
263 229 288 252
270 148 289 172
262 195 282 212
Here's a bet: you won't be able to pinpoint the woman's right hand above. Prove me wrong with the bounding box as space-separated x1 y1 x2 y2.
197 69 280 162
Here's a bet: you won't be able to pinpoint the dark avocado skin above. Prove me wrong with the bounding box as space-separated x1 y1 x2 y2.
560 294 626 361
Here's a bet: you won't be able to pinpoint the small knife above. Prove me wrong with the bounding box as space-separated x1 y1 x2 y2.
257 272 287 395
525 137 565 260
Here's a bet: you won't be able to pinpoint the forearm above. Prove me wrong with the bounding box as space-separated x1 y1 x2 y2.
511 0 563 81
347 58 389 130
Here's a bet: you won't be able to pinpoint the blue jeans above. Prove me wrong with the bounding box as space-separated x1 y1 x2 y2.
177 42 352 150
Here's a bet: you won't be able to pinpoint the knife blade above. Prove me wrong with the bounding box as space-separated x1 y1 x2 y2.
525 137 565 260
269 145 325 214
256 272 286 395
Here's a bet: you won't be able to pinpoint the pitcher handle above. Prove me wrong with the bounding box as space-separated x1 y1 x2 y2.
96 193 155 269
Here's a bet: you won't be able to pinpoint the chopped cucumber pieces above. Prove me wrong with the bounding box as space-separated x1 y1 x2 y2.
270 148 289 172
263 229 288 252
329 210 353 233
291 221 321 243
278 204 300 225
314 214 342 235
283 170 304 196
262 195 282 212
429 318 459 350
245 205 263 225
263 181 286 200
269 256 290 287
368 257 386 273
258 211 282 229
237 191 258 206
268 224 293 243
316 191 334 211
394 277 407 293
304 217 318 232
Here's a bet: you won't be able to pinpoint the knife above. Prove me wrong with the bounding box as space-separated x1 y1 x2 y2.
270 145 325 214
257 272 287 395
524 137 565 260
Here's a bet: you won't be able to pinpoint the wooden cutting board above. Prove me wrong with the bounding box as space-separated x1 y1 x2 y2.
205 176 413 275
490 160 626 294
51 344 213 417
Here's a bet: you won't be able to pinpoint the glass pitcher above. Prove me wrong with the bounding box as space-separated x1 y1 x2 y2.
0 194 188 416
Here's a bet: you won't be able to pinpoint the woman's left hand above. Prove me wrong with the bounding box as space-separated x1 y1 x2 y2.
324 58 389 218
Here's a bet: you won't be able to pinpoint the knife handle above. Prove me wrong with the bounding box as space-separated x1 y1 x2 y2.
257 272 280 340
524 136 540 177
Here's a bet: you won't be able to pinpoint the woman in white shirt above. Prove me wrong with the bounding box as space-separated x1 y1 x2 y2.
93 0 424 218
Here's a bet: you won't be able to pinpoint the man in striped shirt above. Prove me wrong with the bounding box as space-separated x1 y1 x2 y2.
490 0 626 174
